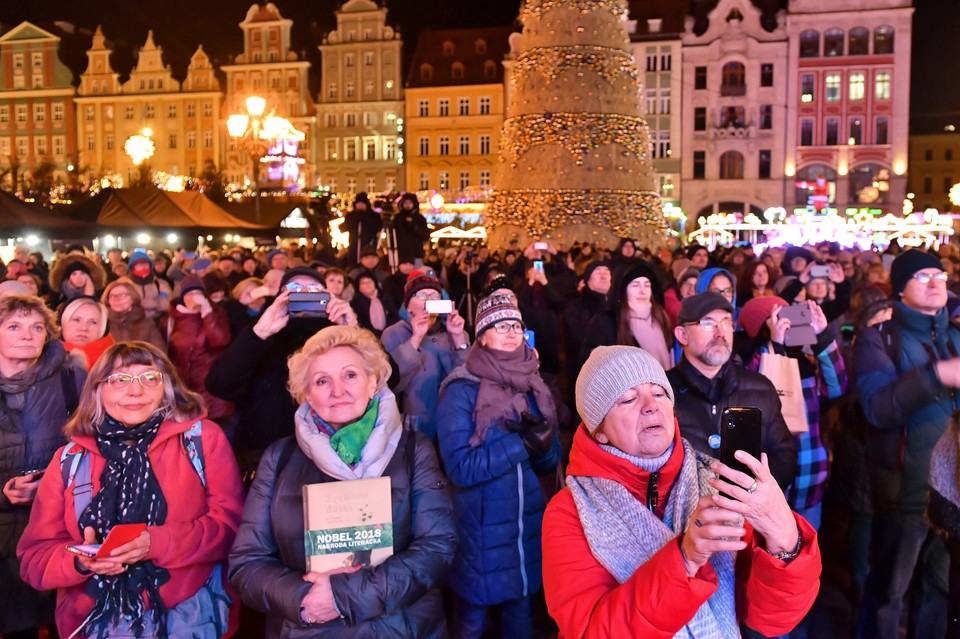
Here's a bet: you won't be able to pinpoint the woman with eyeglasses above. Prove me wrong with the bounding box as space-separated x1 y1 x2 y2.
0 295 87 639
101 278 166 350
580 263 674 371
435 293 561 639
18 341 243 639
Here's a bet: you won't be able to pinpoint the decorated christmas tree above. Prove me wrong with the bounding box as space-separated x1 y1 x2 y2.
488 0 664 247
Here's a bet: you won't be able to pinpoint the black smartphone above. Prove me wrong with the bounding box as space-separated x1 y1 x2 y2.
19 469 45 480
719 407 762 495
288 291 331 318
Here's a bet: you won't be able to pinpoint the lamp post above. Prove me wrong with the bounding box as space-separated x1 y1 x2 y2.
124 128 155 187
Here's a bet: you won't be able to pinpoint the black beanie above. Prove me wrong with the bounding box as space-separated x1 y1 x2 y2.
686 244 708 261
890 249 943 298
279 266 326 291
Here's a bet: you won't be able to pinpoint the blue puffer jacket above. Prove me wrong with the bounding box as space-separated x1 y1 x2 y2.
436 368 561 605
855 301 960 514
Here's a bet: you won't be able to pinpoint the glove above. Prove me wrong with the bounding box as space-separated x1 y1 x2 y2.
504 411 554 456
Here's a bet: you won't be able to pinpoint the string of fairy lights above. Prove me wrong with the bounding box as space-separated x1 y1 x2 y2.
518 0 629 25
501 112 651 166
512 45 639 86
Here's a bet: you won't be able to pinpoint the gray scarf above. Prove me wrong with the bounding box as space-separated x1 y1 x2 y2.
567 438 740 639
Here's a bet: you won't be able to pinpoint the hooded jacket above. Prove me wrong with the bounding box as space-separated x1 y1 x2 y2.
105 304 166 350
542 425 820 639
17 417 243 639
391 195 430 262
167 303 234 421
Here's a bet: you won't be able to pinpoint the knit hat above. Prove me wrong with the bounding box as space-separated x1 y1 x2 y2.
278 266 325 291
783 246 815 276
360 245 379 259
179 275 206 296
266 249 285 267
677 292 734 325
581 260 612 284
617 262 664 307
62 260 92 279
739 296 789 338
482 273 514 299
671 258 694 282
475 292 524 336
686 244 708 261
128 248 152 267
576 345 674 433
891 249 944 298
403 269 442 307
677 267 700 287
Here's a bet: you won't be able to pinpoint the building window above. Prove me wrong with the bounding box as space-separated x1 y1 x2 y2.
948 150 955 161
826 118 839 145
203 132 213 148
760 104 772 130
645 90 657 115
874 26 894 54
365 81 374 95
925 149 934 161
875 117 889 145
824 29 845 56
800 30 820 57
345 141 357 161
363 112 375 126
32 75 43 89
167 104 176 118
202 103 212 117
480 97 491 115
653 131 670 159
694 66 707 90
925 177 933 194
385 141 396 160
366 177 377 192
419 64 432 81
419 172 429 190
35 138 46 157
646 53 657 72
419 137 429 155
168 134 177 149
325 140 337 160
759 150 771 179
660 52 672 71
719 151 744 179
476 39 487 54
849 72 865 101
801 74 815 102
480 170 490 187
418 100 429 117
145 104 155 119
760 63 774 87
439 136 449 155
365 142 376 160
187 132 196 148
439 171 449 190
480 135 491 155
452 63 464 80
439 99 449 116
53 104 64 122
720 106 745 128
849 27 869 55
875 71 891 100
86 136 95 151
344 113 357 127
721 62 746 96
33 105 45 122
16 106 27 123
85 106 95 121
694 107 706 131
12 53 24 69
459 98 469 115
345 53 355 67
345 82 354 98
442 41 454 56
693 151 706 179
186 103 196 117
459 136 470 155
53 136 64 157
659 89 671 115
800 119 814 146
326 113 337 127
459 171 470 190
825 73 841 102
125 105 134 120
0 106 7 124
849 118 863 145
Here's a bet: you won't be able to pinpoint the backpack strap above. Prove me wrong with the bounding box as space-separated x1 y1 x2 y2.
182 420 206 488
60 443 93 522
60 367 79 417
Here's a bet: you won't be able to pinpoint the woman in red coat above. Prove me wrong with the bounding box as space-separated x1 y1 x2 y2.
166 275 234 424
542 345 821 638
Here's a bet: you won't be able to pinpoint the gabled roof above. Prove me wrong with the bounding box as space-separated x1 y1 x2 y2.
0 21 61 44
406 25 514 88
627 0 689 39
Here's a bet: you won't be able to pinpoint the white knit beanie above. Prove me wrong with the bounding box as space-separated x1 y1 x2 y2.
575 345 675 433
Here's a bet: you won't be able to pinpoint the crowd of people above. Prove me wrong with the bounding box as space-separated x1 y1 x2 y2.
3 191 960 638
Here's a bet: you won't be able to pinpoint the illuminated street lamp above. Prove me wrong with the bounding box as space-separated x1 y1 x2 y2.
227 96 304 223
124 128 155 186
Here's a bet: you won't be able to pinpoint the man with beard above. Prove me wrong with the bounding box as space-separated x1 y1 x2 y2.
204 266 361 475
665 292 797 489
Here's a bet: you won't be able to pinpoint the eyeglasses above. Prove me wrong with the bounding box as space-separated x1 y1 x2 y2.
912 272 949 284
684 317 733 332
285 281 324 293
103 371 164 389
492 321 524 335
413 291 441 301
709 287 734 296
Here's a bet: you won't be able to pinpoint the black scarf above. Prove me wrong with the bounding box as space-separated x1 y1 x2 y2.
464 343 558 447
78 411 170 639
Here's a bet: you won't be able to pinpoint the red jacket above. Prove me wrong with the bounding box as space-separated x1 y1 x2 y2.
542 425 821 639
17 417 244 639
167 305 234 421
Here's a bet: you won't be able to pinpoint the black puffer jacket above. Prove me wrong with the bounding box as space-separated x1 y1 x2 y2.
391 195 430 262
228 429 456 638
666 356 798 490
0 340 86 634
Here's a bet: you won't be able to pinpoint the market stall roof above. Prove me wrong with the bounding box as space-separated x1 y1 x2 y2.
65 188 272 231
0 191 77 231
223 198 308 228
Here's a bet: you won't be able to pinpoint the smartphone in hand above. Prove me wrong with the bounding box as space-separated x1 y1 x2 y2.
719 407 762 498
66 523 147 560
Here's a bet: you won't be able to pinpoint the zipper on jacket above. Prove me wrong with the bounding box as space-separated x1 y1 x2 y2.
647 471 660 513
516 463 529 597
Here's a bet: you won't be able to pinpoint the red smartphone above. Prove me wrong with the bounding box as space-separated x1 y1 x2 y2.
67 523 147 560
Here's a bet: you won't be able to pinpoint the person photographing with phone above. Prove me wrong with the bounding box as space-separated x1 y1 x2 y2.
542 345 820 638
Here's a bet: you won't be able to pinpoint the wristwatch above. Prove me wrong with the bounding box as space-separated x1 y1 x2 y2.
764 527 803 562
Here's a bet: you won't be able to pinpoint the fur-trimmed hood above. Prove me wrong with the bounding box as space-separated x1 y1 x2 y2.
49 254 107 293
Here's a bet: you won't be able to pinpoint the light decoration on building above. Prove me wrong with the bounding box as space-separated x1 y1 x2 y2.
950 182 960 208
152 172 186 192
124 130 155 167
689 208 955 251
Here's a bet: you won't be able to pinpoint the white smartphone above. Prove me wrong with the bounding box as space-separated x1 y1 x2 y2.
534 242 548 250
425 299 454 315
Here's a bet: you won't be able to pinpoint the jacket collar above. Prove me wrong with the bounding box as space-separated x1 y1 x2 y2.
566 423 684 516
676 355 739 403
894 300 948 335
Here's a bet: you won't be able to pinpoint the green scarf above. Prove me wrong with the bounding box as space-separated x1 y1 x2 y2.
329 398 379 466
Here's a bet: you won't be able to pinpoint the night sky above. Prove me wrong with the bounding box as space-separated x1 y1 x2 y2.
0 0 956 121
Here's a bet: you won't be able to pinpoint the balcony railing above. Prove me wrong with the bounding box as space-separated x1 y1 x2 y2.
720 84 747 97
